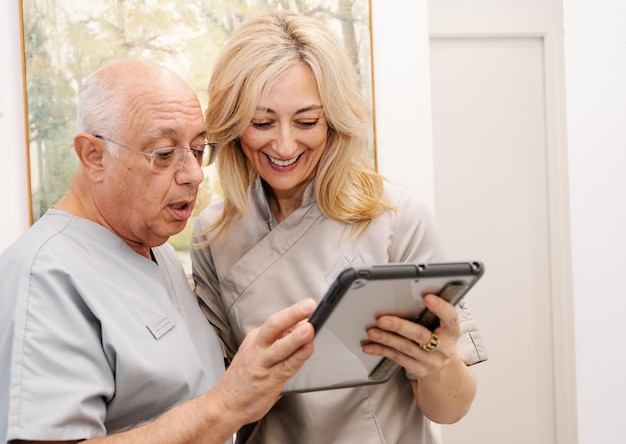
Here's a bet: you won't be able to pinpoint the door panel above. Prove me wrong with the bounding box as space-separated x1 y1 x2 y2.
430 37 556 444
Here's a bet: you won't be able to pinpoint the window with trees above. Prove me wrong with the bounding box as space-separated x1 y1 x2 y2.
20 0 374 273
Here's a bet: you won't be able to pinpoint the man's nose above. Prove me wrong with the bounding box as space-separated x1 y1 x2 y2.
176 150 204 185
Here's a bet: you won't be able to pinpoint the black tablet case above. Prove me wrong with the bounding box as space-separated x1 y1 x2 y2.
281 261 484 394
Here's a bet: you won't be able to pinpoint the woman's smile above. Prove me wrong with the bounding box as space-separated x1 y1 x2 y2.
266 152 302 168
240 62 328 202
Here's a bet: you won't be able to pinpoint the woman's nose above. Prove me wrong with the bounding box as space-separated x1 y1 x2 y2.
273 126 298 157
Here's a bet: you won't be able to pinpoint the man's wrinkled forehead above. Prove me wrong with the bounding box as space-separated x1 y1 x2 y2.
143 126 207 144
123 89 203 137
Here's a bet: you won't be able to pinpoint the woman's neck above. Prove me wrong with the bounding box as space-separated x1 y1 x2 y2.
263 180 307 224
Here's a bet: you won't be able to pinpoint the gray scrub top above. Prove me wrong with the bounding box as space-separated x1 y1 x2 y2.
192 179 487 444
0 210 226 442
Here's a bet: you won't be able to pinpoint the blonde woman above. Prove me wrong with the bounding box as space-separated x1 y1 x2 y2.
192 10 487 444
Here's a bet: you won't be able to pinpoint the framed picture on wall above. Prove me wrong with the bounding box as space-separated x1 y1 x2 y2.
19 0 375 274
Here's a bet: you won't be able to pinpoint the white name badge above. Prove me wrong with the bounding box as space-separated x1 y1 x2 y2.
146 313 175 340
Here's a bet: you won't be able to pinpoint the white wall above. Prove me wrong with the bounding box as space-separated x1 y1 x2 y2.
426 0 626 442
1 0 30 251
2 1 625 443
428 0 562 19
563 1 626 443
370 0 435 208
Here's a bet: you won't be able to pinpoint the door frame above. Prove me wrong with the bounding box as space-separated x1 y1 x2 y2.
429 17 577 444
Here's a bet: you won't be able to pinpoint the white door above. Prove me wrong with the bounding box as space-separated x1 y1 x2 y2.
429 34 575 444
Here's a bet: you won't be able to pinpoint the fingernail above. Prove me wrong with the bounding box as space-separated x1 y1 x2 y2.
424 294 436 305
300 299 315 312
379 318 391 328
297 324 310 336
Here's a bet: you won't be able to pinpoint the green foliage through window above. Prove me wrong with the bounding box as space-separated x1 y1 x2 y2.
21 0 373 271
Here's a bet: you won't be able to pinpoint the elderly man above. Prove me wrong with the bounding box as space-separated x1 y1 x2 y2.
0 59 315 443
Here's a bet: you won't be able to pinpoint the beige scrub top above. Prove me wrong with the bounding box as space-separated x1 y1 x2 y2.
0 210 227 442
192 179 487 444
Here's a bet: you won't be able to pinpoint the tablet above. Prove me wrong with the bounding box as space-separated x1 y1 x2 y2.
281 261 484 395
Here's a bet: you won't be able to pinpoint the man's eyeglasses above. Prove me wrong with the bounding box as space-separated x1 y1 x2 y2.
94 135 218 172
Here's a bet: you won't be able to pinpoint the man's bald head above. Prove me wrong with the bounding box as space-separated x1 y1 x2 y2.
77 60 196 139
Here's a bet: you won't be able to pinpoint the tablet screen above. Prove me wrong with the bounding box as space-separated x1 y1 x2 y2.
281 261 484 394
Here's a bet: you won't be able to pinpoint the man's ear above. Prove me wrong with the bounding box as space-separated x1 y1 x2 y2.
74 134 105 182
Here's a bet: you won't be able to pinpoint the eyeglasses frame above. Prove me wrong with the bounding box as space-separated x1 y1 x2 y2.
94 134 218 171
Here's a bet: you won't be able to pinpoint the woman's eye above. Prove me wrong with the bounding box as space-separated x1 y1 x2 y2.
251 121 273 129
250 117 322 129
297 119 320 128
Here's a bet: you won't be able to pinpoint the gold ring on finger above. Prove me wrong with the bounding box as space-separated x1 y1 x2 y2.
420 332 440 352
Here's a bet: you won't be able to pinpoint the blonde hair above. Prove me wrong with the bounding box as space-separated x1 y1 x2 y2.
204 10 391 241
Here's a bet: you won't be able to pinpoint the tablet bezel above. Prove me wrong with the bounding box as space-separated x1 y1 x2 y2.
280 261 484 395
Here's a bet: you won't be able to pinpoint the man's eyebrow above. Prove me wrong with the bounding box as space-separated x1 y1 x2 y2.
255 105 323 115
145 128 207 142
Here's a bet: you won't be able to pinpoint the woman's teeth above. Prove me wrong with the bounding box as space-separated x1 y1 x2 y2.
269 155 299 167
